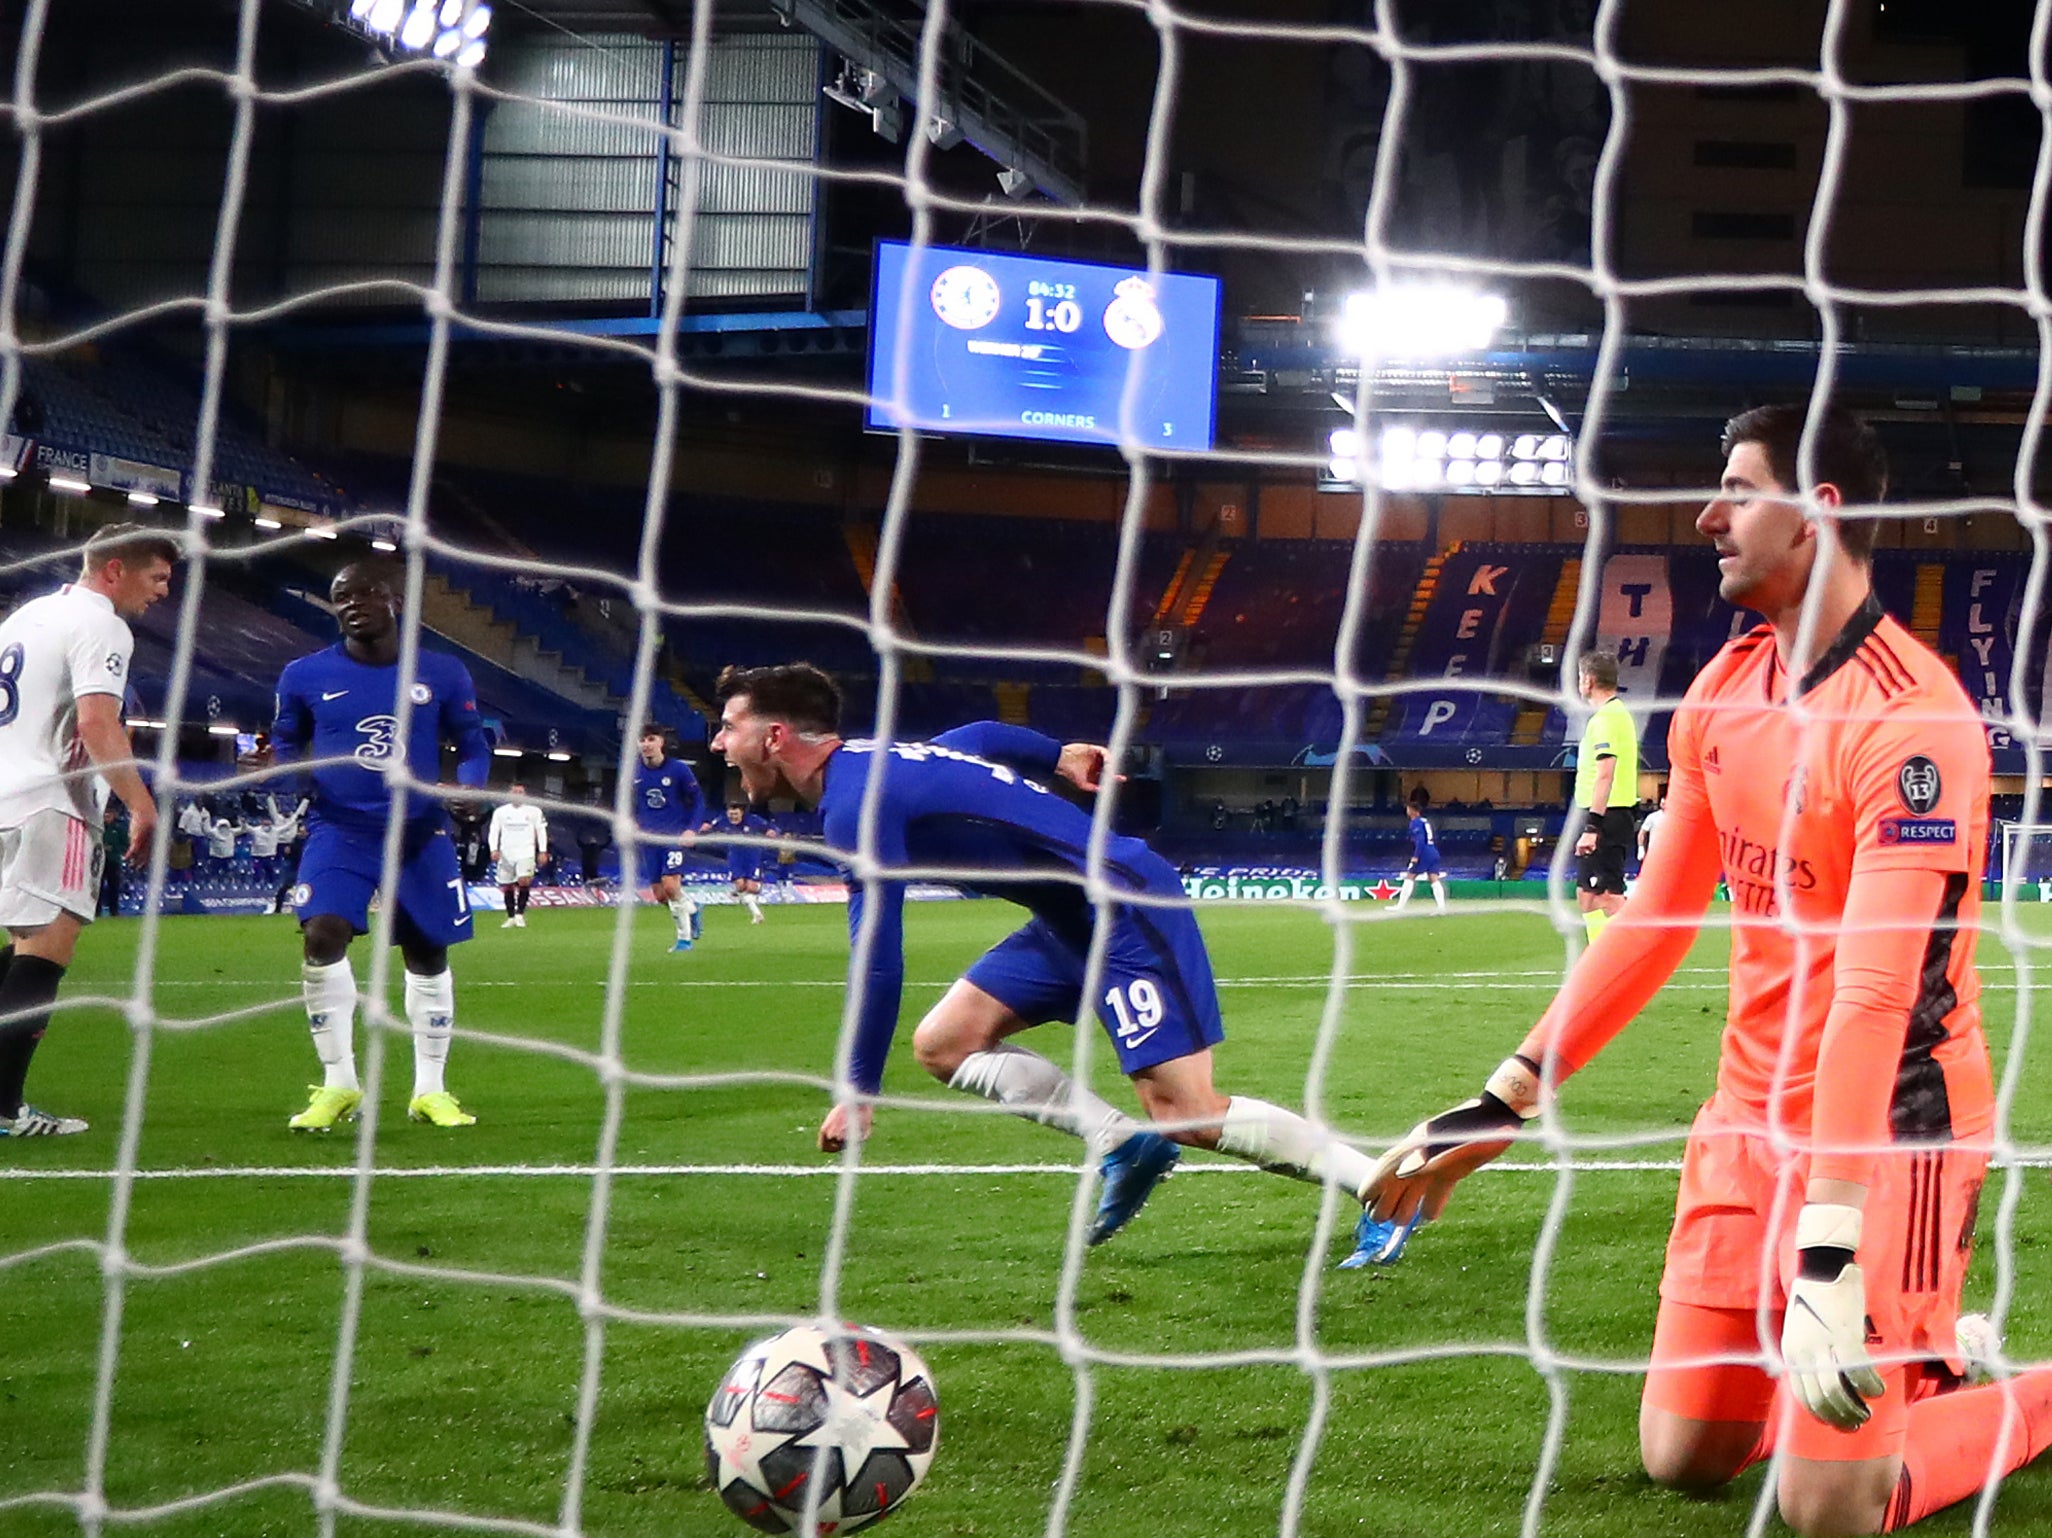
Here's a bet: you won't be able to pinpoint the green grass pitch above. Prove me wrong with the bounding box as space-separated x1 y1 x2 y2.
9 898 2052 1537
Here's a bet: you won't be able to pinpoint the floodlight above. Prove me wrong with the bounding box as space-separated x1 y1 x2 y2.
492 746 523 758
456 39 485 67
1539 434 1570 460
207 724 239 737
1330 456 1359 483
0 466 15 480
351 0 376 16
1509 462 1540 486
1475 433 1504 460
997 167 1032 198
1335 284 1508 360
1512 433 1541 460
1476 460 1504 486
253 516 283 529
49 476 90 494
1447 431 1477 459
1415 429 1447 459
371 538 399 551
127 491 160 507
1541 461 1569 486
401 0 436 50
310 525 340 540
546 751 573 762
191 504 224 519
1329 427 1361 458
462 3 492 36
434 29 461 55
439 0 461 23
367 0 404 34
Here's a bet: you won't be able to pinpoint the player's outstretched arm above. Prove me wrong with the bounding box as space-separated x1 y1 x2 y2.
1368 769 1726 1224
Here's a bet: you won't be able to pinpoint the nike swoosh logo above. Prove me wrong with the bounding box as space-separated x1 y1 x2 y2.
322 690 349 701
1121 1027 1159 1050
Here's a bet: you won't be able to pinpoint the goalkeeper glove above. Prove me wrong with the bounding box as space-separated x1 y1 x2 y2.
1361 1055 1542 1225
1781 1203 1886 1431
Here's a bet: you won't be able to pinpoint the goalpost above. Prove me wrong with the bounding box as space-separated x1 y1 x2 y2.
5 1 2052 1536
1997 822 2052 905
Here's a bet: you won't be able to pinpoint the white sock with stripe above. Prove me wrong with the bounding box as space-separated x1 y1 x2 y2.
301 959 360 1092
949 1043 1137 1156
1215 1096 1376 1196
406 968 456 1097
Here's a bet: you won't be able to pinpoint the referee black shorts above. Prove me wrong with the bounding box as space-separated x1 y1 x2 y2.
1576 808 1636 897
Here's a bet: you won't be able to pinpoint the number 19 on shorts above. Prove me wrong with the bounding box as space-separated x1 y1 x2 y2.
1104 979 1165 1043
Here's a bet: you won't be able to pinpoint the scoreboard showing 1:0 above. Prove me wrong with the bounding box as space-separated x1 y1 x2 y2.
866 240 1221 451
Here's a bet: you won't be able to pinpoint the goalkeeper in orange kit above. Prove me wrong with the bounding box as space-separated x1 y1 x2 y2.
1366 404 2052 1536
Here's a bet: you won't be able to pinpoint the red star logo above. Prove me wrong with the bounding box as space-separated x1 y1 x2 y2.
1366 879 1400 901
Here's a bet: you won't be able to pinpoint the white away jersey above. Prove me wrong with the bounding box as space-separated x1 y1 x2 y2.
0 585 134 828
489 802 547 859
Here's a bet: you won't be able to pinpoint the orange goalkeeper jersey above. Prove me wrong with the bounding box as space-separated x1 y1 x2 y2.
1670 596 1991 1147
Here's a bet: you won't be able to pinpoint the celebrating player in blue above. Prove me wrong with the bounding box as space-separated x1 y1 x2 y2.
271 561 492 1131
1391 785 1448 915
634 724 705 951
707 802 772 925
712 662 1398 1250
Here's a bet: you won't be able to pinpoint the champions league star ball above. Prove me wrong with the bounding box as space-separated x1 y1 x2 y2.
704 1324 939 1534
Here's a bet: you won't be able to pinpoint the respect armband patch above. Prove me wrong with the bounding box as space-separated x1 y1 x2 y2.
1879 816 1957 846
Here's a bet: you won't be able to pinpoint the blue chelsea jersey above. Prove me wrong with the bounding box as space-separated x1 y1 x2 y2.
634 756 704 835
818 721 1181 1092
1409 814 1436 859
272 646 492 828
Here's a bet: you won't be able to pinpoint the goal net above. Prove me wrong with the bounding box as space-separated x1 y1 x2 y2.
4 0 2050 1536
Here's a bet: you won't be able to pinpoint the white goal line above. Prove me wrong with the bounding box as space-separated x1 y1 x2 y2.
7 1155 2052 1181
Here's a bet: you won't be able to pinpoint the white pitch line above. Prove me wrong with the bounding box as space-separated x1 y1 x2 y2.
11 1156 2052 1182
4 1159 1689 1180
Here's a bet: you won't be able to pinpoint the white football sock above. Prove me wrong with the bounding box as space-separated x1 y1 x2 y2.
405 968 456 1097
301 958 360 1092
949 1043 1138 1156
1392 876 1416 912
1215 1096 1376 1196
667 896 694 938
1432 877 1448 914
742 893 763 921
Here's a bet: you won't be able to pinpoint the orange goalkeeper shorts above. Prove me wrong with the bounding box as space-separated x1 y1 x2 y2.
1644 1091 1988 1459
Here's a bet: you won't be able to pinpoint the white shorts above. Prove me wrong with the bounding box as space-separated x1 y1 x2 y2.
0 808 104 929
495 853 537 884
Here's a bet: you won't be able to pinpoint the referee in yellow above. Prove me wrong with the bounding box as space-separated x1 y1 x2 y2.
1571 648 1638 941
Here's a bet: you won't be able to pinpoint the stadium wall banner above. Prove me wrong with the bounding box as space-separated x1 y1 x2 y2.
0 432 30 474
1179 865 1401 902
1393 555 1518 740
1946 562 2022 748
34 440 91 475
90 452 183 501
182 475 263 515
1597 553 1672 709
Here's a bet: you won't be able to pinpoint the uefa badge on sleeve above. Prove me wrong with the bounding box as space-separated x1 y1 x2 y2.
410 682 433 705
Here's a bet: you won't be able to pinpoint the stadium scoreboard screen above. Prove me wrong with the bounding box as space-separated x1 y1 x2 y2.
866 241 1221 451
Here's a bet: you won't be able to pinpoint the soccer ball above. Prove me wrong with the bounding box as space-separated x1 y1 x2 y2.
704 1324 939 1534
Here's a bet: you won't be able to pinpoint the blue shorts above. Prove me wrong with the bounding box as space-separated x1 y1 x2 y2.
964 904 1226 1074
294 817 473 949
726 851 763 882
638 842 687 890
1407 850 1443 876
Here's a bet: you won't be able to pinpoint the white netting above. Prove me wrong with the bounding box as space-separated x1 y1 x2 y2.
4 0 2052 1535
